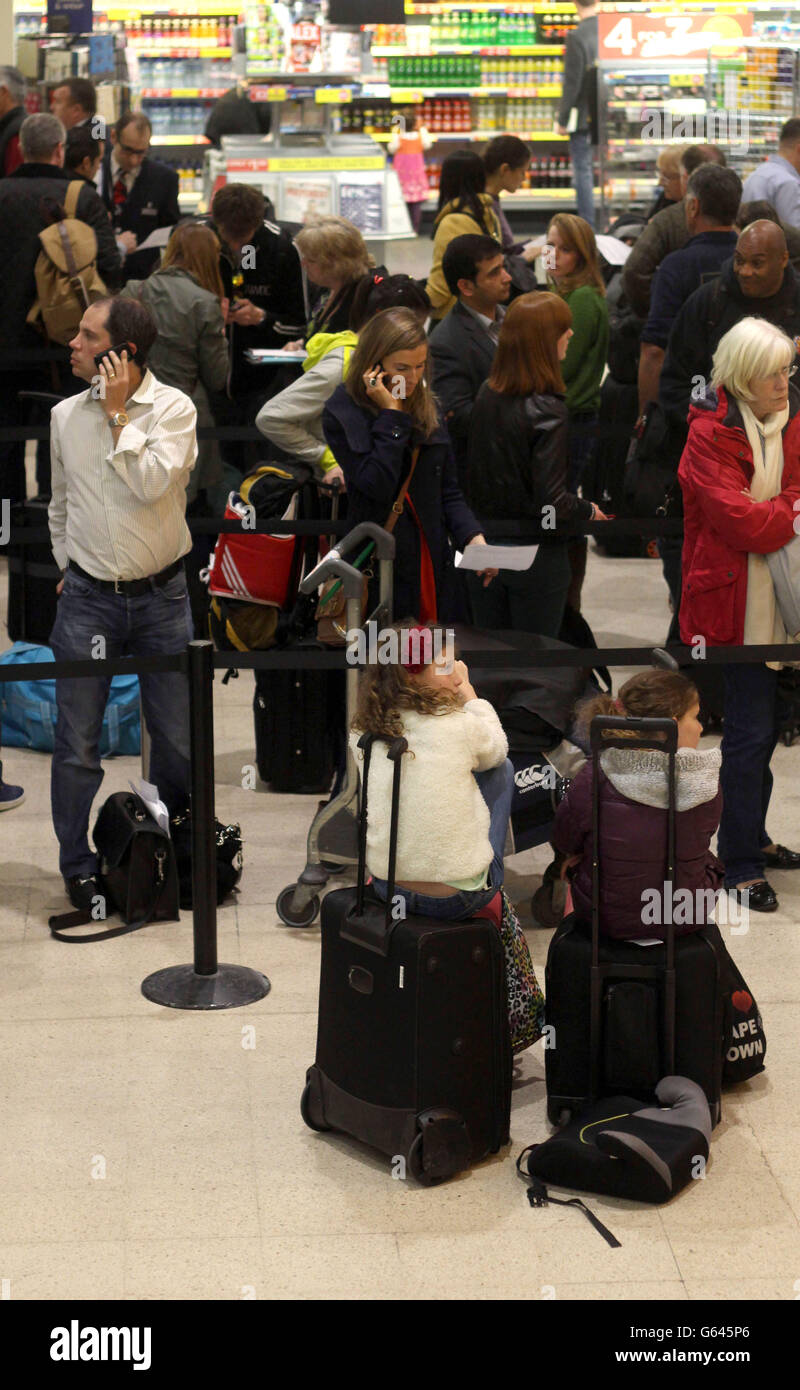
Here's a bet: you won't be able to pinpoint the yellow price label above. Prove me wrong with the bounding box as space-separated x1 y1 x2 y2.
669 73 699 86
266 155 384 171
390 89 424 103
315 88 354 104
249 86 289 101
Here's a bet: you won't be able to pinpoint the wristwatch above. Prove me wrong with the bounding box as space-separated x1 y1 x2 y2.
108 410 129 428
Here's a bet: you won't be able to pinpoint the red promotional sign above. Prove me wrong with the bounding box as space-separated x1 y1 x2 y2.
599 12 753 62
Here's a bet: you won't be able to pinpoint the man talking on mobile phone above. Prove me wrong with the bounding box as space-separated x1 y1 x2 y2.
48 296 197 912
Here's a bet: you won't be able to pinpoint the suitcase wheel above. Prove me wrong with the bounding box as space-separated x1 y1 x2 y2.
300 1081 331 1132
406 1131 447 1188
276 885 320 928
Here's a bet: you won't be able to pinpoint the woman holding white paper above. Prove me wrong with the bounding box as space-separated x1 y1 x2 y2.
465 291 607 637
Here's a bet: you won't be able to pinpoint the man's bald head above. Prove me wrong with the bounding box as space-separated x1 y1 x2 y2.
734 219 789 299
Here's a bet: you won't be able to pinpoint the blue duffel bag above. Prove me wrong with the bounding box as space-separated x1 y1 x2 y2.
0 642 141 756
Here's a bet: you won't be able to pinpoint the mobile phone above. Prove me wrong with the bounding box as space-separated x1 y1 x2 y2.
94 341 135 372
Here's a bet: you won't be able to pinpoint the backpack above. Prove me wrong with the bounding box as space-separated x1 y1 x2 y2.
207 460 318 654
26 181 107 346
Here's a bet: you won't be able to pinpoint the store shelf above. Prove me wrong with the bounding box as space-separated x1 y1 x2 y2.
140 89 233 99
372 44 563 56
423 187 586 208
150 134 211 146
367 128 567 141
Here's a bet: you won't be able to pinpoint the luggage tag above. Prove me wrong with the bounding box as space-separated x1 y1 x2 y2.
515 1147 621 1249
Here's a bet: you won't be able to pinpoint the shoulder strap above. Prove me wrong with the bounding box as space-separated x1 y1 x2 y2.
383 446 421 534
48 854 170 942
64 179 83 220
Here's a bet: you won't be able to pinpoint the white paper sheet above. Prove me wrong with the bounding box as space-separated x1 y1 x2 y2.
595 235 632 267
129 778 170 835
134 224 175 253
245 349 307 363
455 544 539 572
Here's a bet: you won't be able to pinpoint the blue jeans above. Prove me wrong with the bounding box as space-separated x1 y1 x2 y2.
50 565 193 878
372 758 515 921
717 663 782 886
569 130 595 227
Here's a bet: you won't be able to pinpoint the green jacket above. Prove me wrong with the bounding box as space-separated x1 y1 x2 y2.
560 284 609 415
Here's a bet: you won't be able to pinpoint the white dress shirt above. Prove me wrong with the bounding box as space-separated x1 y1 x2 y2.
49 369 197 581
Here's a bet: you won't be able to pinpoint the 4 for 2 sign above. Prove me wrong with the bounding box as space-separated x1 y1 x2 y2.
598 12 753 62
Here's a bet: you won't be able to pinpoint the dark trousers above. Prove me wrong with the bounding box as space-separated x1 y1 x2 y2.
467 541 570 638
659 534 683 644
717 663 783 886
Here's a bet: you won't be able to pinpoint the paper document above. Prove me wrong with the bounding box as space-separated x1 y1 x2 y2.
455 544 539 572
595 235 632 267
134 224 175 253
565 107 579 134
245 349 307 363
129 778 170 836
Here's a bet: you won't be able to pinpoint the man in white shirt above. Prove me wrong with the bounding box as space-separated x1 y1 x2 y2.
48 296 197 911
741 118 800 230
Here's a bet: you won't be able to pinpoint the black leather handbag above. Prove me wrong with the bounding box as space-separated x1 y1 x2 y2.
170 807 243 909
49 792 180 941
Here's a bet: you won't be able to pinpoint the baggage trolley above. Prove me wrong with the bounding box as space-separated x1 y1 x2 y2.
275 522 395 927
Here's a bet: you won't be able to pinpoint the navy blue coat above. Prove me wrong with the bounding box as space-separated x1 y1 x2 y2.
322 385 482 620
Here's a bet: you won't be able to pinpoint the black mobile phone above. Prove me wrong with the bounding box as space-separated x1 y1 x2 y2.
94 341 135 372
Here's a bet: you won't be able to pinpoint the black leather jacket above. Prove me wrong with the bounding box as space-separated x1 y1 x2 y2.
466 384 593 535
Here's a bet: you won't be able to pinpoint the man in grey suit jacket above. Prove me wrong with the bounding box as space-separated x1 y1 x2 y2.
429 234 511 490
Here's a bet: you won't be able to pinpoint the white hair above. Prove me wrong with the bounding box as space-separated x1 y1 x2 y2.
20 112 66 163
710 317 795 405
0 66 25 106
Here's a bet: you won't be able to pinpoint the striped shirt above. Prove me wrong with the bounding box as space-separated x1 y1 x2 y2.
49 369 197 581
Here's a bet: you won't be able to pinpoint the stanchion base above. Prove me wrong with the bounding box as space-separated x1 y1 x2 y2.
141 963 271 1010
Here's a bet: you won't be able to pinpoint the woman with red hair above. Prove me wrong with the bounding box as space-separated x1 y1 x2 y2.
465 290 608 635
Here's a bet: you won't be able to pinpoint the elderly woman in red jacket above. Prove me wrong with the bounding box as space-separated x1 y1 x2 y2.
679 316 800 912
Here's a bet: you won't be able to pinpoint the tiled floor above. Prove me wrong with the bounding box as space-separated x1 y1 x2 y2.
2 539 799 1301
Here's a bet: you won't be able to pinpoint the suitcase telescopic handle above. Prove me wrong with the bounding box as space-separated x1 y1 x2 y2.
344 732 408 955
588 715 677 1097
335 522 396 563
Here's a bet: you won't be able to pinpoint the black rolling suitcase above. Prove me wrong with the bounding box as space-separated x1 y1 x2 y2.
545 716 723 1128
6 500 61 643
302 733 512 1184
254 660 344 792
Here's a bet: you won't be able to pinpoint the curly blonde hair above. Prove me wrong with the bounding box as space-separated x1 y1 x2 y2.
352 621 462 742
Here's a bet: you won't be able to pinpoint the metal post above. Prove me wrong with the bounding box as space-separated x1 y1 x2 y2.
141 641 270 1010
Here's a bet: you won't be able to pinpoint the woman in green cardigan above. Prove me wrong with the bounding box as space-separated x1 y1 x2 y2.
546 212 609 610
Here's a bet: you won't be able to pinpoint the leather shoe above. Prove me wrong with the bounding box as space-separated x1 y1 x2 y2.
763 844 800 870
729 880 778 913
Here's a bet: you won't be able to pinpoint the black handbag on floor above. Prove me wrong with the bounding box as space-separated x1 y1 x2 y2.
170 807 243 908
49 792 180 941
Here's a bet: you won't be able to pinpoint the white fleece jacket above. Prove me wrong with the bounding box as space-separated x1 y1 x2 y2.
350 699 509 883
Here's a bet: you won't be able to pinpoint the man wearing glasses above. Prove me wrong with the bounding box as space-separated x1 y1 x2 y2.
99 111 180 282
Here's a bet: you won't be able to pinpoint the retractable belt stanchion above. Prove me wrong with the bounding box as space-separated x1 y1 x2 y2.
141 640 271 1010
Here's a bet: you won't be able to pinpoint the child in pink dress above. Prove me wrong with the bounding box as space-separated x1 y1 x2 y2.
388 111 432 234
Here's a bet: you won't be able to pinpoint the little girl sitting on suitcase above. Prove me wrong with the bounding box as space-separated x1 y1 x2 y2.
350 622 514 922
552 669 725 940
551 667 766 1083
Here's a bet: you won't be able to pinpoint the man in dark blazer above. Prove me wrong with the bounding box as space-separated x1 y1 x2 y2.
428 234 512 490
99 111 180 282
